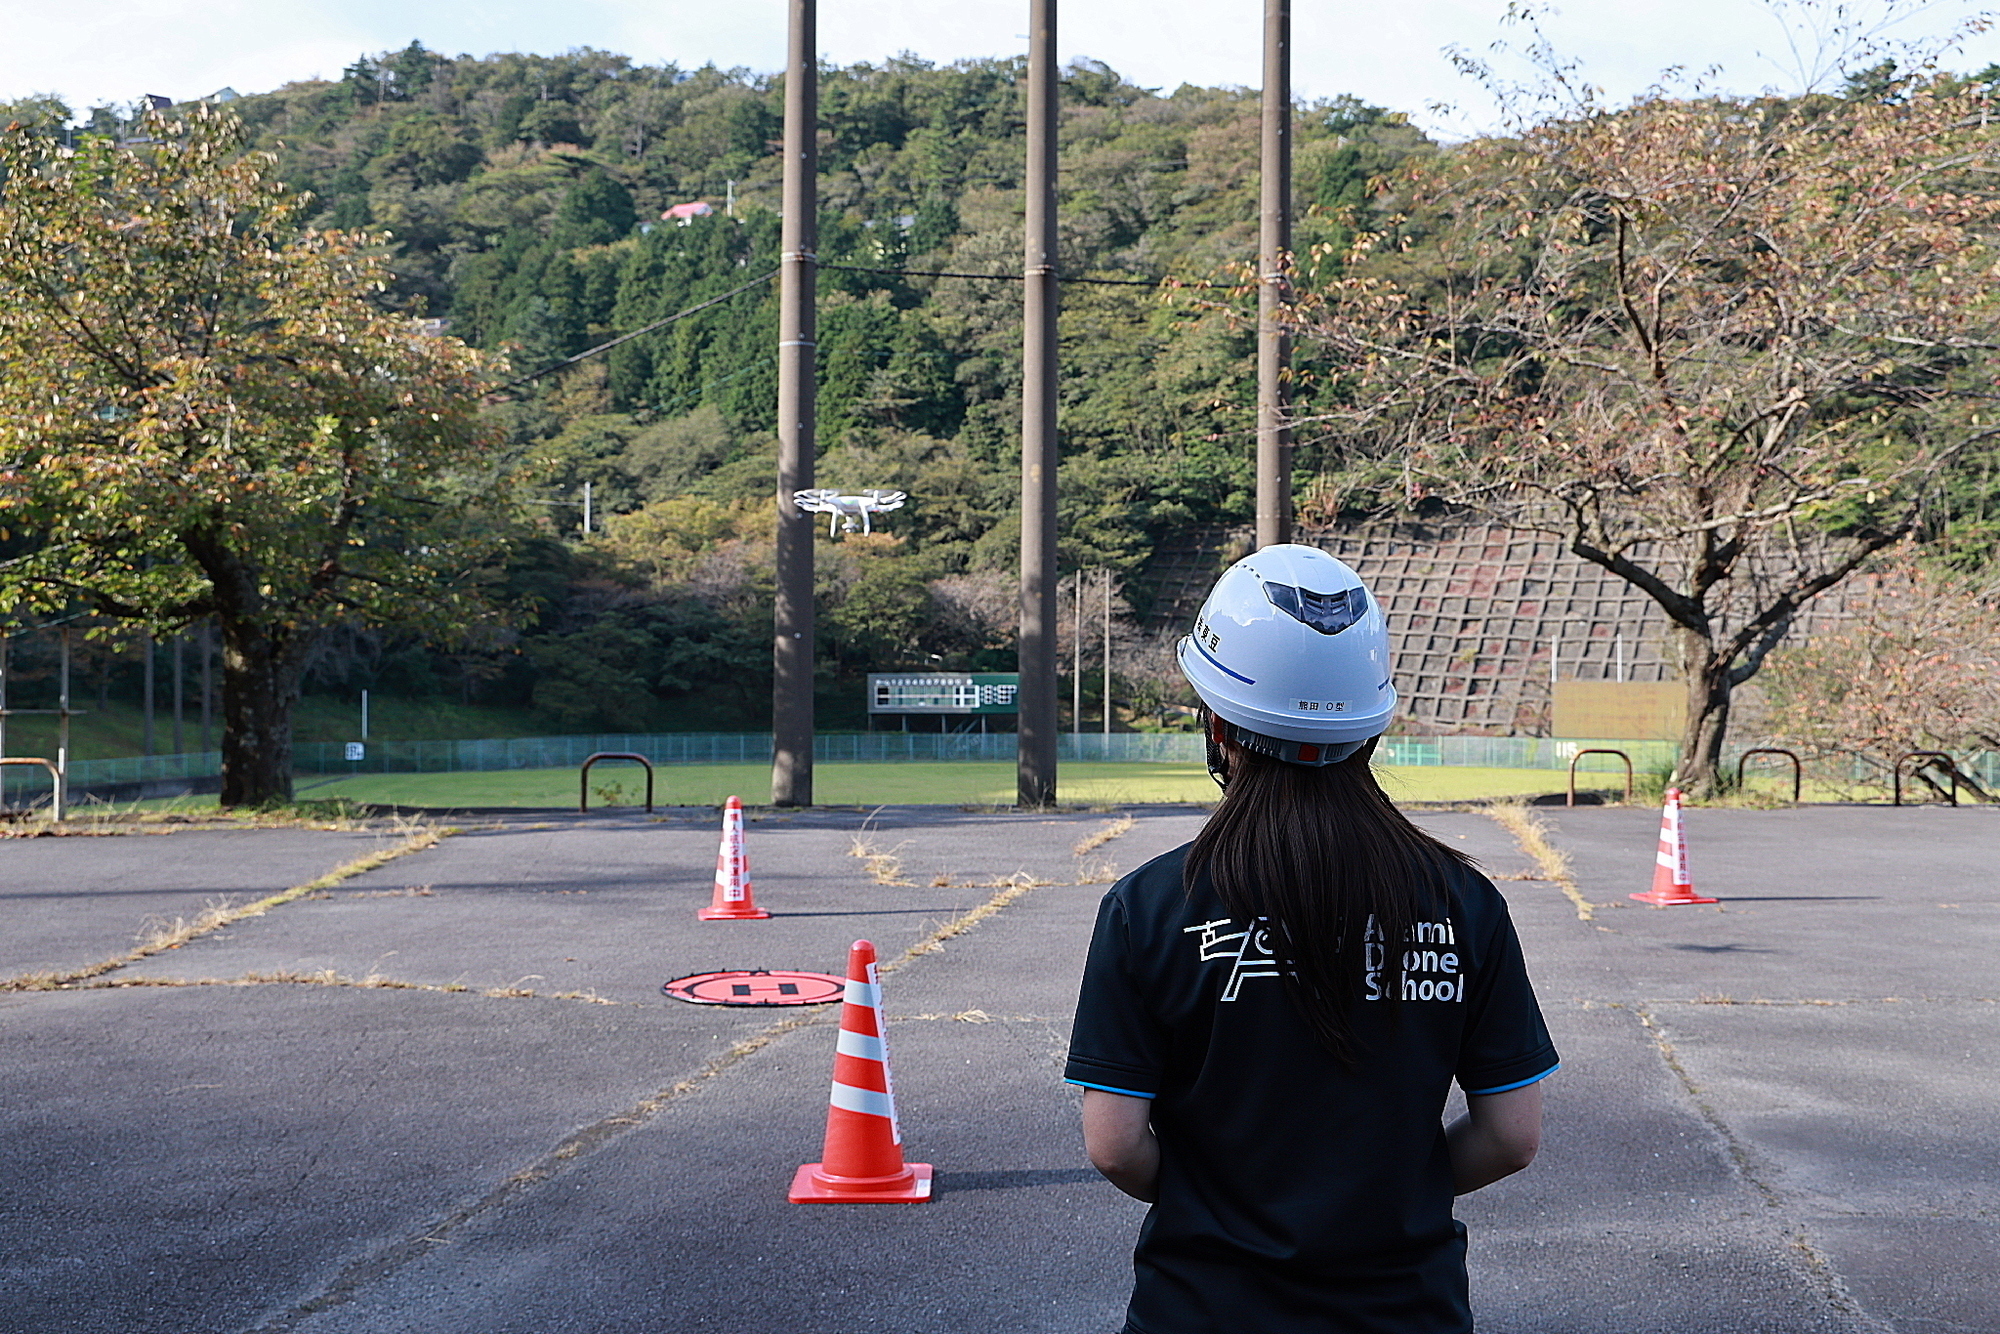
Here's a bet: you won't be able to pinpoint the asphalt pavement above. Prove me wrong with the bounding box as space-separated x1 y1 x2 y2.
1 798 1993 1333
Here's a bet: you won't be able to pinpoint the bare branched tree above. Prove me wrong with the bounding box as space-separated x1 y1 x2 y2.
1298 78 2000 793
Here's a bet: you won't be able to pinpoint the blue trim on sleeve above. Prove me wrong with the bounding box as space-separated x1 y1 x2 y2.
1066 1079 1156 1100
1464 1063 1560 1097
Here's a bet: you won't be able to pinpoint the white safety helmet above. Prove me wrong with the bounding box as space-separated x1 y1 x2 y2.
1177 544 1397 766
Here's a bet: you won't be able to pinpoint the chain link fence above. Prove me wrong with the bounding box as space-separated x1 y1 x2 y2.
7 733 1991 801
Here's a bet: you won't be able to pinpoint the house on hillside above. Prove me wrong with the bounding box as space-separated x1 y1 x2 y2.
662 201 714 225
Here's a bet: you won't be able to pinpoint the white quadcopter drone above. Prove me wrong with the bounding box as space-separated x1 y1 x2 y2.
792 488 907 536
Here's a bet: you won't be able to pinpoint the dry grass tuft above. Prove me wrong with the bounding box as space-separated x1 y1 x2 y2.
847 834 914 886
135 898 241 954
0 824 453 992
889 874 1045 965
1073 815 1135 855
1076 857 1121 885
62 967 621 1005
1486 803 1596 922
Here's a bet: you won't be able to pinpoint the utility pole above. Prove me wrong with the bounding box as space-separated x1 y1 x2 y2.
1017 0 1059 809
772 0 818 807
1256 0 1293 550
142 629 155 757
1071 573 1081 737
57 628 70 820
172 633 184 754
0 634 9 809
200 621 213 753
1102 570 1112 735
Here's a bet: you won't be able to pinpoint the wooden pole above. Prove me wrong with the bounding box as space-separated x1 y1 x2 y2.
0 634 9 808
772 0 818 807
200 622 213 753
57 628 70 820
142 629 155 757
172 632 184 754
1102 570 1112 735
1017 0 1060 808
1256 0 1293 550
1071 573 1081 737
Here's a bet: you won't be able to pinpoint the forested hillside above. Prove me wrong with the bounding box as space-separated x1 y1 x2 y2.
7 42 1996 757
206 45 1429 731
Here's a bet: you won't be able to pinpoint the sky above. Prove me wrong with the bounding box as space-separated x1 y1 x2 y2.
6 0 1999 136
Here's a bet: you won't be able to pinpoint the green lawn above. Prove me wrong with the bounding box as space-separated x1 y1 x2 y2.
286 762 1599 810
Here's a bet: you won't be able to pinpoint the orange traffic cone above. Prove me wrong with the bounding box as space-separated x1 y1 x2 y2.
699 795 770 920
1631 787 1718 907
790 940 933 1203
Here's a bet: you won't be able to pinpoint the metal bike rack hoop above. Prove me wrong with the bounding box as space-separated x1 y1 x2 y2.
1892 751 1958 807
579 752 655 814
1567 748 1634 807
1736 748 1802 804
0 756 64 822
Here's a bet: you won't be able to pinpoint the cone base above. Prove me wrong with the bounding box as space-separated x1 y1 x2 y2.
1630 889 1719 906
789 1161 934 1203
697 903 771 920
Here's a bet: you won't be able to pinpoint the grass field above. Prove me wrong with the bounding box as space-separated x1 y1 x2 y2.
275 762 1611 810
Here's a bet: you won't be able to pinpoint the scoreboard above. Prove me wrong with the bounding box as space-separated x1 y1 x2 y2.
867 672 1021 715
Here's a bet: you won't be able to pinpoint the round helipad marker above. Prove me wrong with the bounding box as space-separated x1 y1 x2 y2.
661 970 846 1006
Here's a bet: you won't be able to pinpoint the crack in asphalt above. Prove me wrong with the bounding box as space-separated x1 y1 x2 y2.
1629 1001 1895 1333
1494 812 1899 1333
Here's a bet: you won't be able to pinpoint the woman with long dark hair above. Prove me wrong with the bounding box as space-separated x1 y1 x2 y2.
1067 545 1558 1334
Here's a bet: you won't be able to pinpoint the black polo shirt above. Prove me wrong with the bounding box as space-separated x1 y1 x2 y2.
1066 843 1558 1334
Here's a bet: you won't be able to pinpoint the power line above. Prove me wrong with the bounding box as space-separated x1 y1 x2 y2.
821 262 1162 287
497 255 1166 394
497 268 780 391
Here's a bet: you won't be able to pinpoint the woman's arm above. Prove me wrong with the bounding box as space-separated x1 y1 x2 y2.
1446 1081 1544 1194
1082 1088 1160 1203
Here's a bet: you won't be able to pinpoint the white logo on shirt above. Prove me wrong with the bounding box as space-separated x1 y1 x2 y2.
1184 917 1283 1001
1362 913 1466 1003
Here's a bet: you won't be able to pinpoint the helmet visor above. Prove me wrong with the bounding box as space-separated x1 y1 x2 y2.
1263 582 1368 636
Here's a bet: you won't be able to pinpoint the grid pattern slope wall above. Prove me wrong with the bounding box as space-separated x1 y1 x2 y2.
1321 524 1675 735
1140 519 1873 737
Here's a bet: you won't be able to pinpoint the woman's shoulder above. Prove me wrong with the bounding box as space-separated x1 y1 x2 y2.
1101 841 1211 925
1107 841 1194 901
1438 856 1525 940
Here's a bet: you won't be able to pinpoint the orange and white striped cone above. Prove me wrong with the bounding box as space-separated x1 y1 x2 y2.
698 795 769 920
789 939 933 1203
1631 787 1718 906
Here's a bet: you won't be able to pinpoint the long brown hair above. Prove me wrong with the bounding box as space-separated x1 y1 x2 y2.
1184 720 1472 1063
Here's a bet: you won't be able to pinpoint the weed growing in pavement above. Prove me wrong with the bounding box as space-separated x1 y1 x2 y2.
847 833 914 886
0 823 453 992
135 898 240 953
1487 803 1598 924
1073 814 1134 855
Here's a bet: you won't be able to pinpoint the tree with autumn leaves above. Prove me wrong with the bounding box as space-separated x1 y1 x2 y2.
1302 78 2000 795
0 108 508 806
1763 549 2000 800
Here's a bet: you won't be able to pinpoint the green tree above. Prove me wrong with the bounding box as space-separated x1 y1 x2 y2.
0 95 72 136
0 107 507 805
